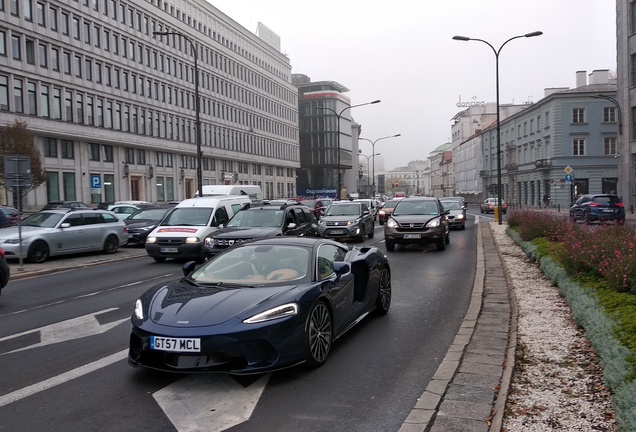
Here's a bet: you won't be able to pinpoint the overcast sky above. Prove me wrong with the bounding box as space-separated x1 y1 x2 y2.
209 0 616 170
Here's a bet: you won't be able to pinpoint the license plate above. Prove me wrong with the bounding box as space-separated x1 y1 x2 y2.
160 247 179 253
403 234 421 239
329 229 345 235
603 209 614 213
150 336 201 352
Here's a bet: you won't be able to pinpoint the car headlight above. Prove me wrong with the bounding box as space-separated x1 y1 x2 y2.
319 220 327 226
185 236 200 244
379 210 386 215
4 237 23 244
386 218 398 228
244 303 298 324
456 214 465 220
134 299 144 320
203 237 214 248
426 218 441 228
347 218 361 227
146 236 157 243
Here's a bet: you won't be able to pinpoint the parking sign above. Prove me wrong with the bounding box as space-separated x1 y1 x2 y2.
90 175 101 189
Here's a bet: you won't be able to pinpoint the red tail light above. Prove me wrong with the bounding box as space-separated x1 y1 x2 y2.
616 203 625 208
0 248 5 258
588 203 600 207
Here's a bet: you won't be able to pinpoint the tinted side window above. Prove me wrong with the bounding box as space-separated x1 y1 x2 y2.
64 214 83 226
83 213 102 224
316 244 347 280
212 207 230 227
101 212 118 223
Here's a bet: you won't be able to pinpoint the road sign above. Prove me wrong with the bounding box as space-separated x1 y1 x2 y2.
565 174 573 182
90 175 101 189
564 165 573 175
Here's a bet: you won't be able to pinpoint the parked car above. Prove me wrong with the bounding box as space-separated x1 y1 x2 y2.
440 199 467 230
384 197 450 251
108 203 157 221
203 201 320 259
0 205 21 227
0 246 9 293
378 198 402 225
0 208 128 263
41 200 90 210
569 193 625 224
124 205 176 245
128 237 391 374
318 201 374 242
480 198 507 214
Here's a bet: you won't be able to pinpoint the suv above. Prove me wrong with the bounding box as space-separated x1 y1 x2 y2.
569 193 625 224
318 201 374 242
202 200 320 258
384 197 449 251
0 208 127 263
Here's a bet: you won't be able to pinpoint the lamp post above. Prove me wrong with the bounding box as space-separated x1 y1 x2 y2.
359 134 401 198
153 30 203 198
592 93 624 200
317 100 381 199
453 31 542 224
358 152 380 196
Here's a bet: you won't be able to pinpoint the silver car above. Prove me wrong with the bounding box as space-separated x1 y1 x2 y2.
0 209 128 263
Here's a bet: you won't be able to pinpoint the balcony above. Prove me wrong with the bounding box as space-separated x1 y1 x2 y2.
535 159 552 169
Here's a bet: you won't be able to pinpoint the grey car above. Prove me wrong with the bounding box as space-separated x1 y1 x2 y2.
0 209 128 263
384 197 450 251
440 199 467 230
318 201 374 242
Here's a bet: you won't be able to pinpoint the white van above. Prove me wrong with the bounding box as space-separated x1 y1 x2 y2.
145 195 250 262
194 184 263 201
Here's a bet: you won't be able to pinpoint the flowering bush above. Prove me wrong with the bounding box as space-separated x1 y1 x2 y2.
510 209 636 294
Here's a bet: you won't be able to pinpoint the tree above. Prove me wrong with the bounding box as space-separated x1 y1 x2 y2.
0 120 47 191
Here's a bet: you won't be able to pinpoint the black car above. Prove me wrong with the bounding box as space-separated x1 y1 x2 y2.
318 202 374 242
128 237 391 374
384 197 450 251
202 201 320 258
124 205 176 245
0 246 9 294
569 193 625 224
41 200 90 210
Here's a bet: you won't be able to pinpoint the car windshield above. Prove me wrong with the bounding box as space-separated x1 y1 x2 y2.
383 201 399 209
22 212 64 227
192 244 310 284
128 208 170 220
226 209 283 228
394 201 439 216
325 204 361 216
159 208 212 226
592 196 621 204
441 201 462 210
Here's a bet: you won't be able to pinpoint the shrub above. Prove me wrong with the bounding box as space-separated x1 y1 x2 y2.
507 209 566 242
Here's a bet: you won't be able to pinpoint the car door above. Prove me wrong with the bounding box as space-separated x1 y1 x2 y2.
78 211 107 249
285 207 317 237
359 203 373 232
315 243 355 334
57 213 91 252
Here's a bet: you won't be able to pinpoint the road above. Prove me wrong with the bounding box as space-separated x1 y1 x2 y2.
0 215 479 432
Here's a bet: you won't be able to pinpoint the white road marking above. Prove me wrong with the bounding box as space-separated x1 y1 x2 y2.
154 373 270 432
0 349 128 408
0 308 128 355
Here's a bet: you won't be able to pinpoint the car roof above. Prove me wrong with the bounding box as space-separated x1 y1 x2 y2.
398 197 438 202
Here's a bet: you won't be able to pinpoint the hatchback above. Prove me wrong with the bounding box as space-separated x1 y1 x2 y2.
569 194 625 224
0 209 128 263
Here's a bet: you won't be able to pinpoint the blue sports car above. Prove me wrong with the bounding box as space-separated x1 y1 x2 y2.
128 237 391 374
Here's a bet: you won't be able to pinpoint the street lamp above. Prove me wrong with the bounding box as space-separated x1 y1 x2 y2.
453 31 542 225
359 134 401 198
316 100 381 199
153 30 203 198
358 152 380 195
592 93 624 199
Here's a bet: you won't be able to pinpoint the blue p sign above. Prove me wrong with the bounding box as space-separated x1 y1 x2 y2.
90 175 101 189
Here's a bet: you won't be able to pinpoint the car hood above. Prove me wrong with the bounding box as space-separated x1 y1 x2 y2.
320 215 360 222
392 215 440 223
214 227 282 239
446 210 463 216
146 279 296 327
0 225 55 239
125 220 158 229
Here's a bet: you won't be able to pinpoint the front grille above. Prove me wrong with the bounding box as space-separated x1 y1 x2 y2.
398 222 426 230
324 220 352 226
214 238 253 246
155 237 186 246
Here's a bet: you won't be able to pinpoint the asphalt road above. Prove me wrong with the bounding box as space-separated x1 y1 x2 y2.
0 218 478 432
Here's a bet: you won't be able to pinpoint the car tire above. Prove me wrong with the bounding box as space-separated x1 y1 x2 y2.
379 220 384 226
27 240 49 263
480 208 484 214
368 225 374 239
437 239 446 251
375 266 391 316
304 301 332 368
445 233 450 245
385 239 395 252
103 235 119 254
461 224 466 230
153 257 167 263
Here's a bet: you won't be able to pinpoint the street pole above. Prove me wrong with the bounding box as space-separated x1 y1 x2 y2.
317 100 380 199
153 30 203 198
453 31 542 225
359 134 401 198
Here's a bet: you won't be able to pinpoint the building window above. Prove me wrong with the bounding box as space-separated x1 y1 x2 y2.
103 144 113 162
89 143 100 161
47 172 60 201
603 107 616 123
50 7 57 31
64 90 72 121
38 43 47 67
572 108 585 124
25 39 35 64
11 35 20 60
36 1 44 26
27 81 36 115
40 84 49 117
126 147 134 164
86 95 93 125
44 137 57 157
604 137 617 155
63 172 76 200
573 138 585 156
13 78 23 113
61 139 74 159
0 75 7 111
156 176 164 201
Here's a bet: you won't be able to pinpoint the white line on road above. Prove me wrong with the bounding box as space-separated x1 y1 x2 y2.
0 349 128 408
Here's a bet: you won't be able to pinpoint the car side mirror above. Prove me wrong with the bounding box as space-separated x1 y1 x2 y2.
60 222 70 228
333 261 350 278
182 261 197 276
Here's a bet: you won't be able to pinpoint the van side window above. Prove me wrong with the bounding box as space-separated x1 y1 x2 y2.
212 207 230 227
